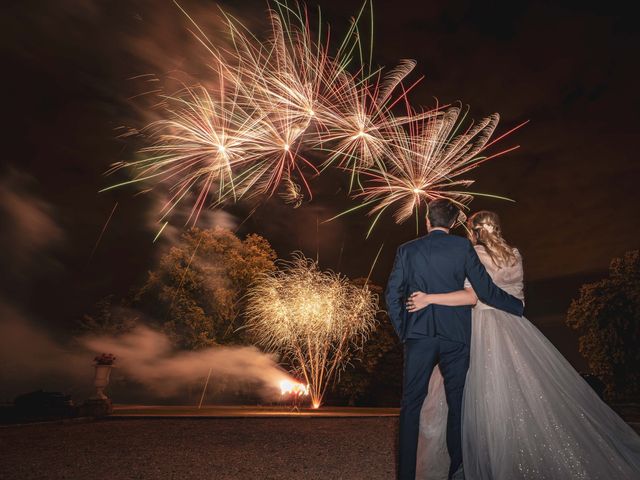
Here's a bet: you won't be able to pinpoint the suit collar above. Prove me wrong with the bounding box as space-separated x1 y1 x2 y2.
428 229 449 236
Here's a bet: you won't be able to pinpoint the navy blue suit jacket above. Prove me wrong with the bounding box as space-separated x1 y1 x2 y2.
385 230 524 344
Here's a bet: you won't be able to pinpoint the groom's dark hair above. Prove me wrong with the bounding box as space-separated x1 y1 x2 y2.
427 199 459 228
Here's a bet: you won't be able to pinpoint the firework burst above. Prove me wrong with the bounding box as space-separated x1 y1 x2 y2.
245 254 378 408
279 175 304 208
215 1 367 199
337 105 526 235
107 80 267 223
108 1 525 233
108 1 369 221
314 59 428 175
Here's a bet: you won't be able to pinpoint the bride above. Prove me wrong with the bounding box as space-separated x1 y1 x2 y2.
408 211 640 479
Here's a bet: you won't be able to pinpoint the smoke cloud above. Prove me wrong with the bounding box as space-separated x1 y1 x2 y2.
0 169 64 289
0 300 90 401
143 187 240 249
80 325 292 400
0 304 293 403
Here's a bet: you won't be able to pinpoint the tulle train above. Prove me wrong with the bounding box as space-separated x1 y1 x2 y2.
417 309 640 479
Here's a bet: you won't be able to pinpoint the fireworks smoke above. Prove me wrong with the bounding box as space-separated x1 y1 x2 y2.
81 325 295 399
0 310 298 403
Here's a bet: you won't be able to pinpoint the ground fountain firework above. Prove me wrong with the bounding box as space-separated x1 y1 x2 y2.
246 254 378 408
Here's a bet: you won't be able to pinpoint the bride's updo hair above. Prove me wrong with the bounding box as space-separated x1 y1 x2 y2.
467 211 517 268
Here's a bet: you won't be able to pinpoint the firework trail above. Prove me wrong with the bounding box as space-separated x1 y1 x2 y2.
88 201 118 262
245 254 378 408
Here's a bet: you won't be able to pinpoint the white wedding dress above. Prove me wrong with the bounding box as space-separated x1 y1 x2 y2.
416 246 640 479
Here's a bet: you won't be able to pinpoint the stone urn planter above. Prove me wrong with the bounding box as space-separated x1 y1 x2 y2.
81 353 116 417
92 353 116 400
93 364 112 400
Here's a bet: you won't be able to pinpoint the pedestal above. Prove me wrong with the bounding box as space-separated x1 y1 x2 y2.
80 397 113 417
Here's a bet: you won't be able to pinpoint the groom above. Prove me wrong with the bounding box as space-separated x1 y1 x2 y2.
386 199 524 480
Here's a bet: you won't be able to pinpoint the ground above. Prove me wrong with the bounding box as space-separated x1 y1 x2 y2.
2 406 638 480
0 417 398 480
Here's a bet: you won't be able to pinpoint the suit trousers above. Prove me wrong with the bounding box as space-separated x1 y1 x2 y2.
398 336 470 480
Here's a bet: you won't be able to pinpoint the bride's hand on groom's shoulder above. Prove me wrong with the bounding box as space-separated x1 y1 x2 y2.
406 291 430 312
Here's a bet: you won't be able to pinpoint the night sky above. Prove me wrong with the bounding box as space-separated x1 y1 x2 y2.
2 0 638 368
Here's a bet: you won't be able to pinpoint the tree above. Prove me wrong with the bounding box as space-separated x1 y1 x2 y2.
333 279 403 406
135 227 276 349
567 250 640 401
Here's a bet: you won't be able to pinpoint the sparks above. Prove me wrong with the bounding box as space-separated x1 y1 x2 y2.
107 1 525 230
347 105 526 236
246 254 378 409
279 379 310 397
107 1 362 219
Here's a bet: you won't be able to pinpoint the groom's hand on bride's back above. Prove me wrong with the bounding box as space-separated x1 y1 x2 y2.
407 288 479 311
406 291 430 312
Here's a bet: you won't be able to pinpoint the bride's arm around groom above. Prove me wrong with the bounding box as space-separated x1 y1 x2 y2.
462 242 524 316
